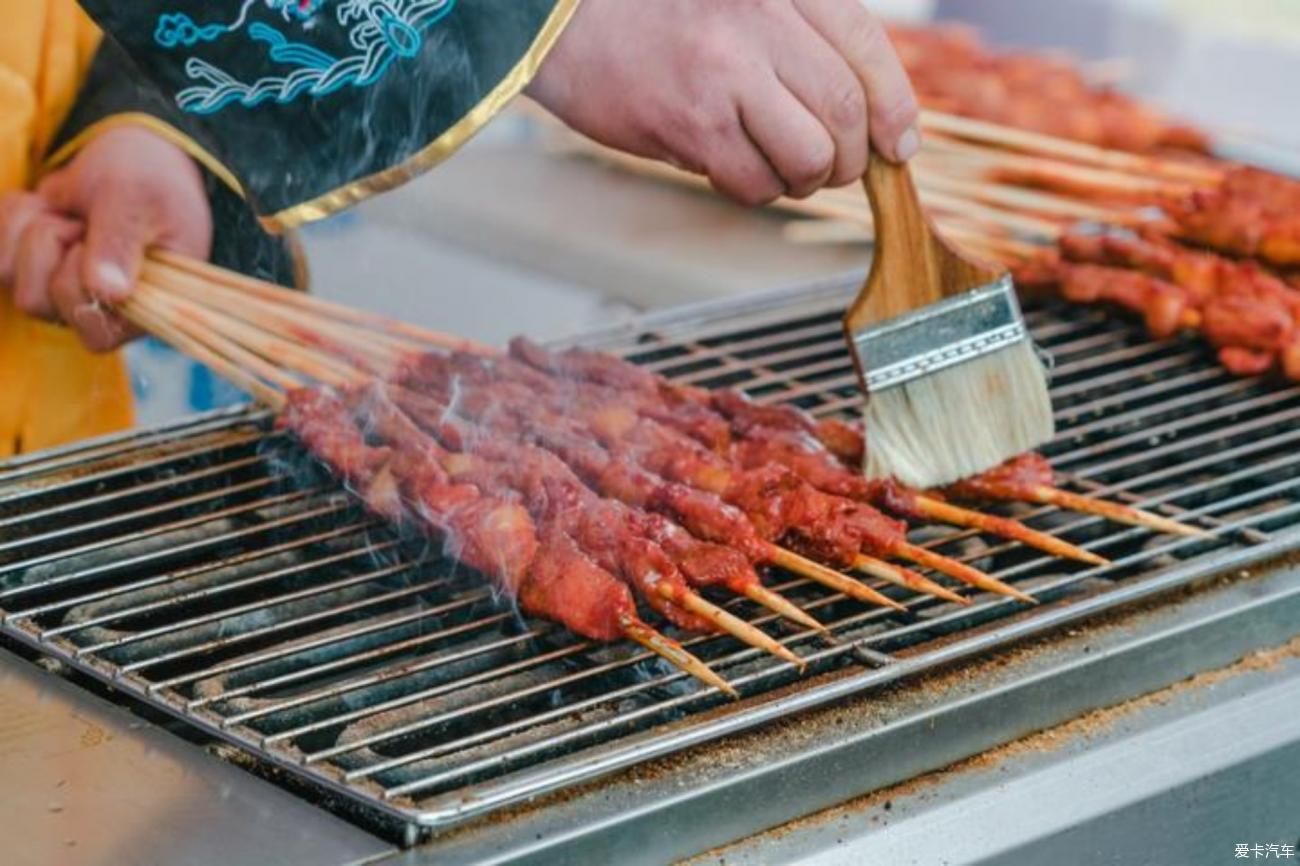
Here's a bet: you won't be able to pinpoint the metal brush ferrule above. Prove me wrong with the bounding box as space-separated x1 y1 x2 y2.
854 274 1026 392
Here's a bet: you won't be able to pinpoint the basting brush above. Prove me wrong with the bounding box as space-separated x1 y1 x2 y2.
843 155 1055 489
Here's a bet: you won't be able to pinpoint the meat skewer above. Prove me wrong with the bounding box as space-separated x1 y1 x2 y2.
282 386 740 695
406 378 940 609
145 279 910 616
887 23 1210 155
947 453 1209 539
140 268 1203 546
112 309 738 695
209 308 1000 609
348 383 811 666
399 355 1031 604
1032 226 1300 383
398 356 979 603
388 382 920 611
501 337 1203 539
1162 167 1300 268
490 342 1103 566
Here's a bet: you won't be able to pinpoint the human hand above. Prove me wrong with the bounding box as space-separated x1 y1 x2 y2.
0 126 212 352
527 0 919 206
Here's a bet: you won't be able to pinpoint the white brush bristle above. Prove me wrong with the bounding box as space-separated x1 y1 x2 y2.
862 341 1055 488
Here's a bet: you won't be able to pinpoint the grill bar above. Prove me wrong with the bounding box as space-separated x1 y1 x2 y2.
138 576 457 681
1 283 1297 844
5 520 380 623
0 488 332 590
46 540 405 639
76 558 418 658
0 407 270 485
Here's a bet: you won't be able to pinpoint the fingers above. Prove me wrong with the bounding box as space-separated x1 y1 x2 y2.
0 191 54 287
793 0 920 163
87 168 213 290
767 17 869 187
738 75 838 199
49 243 139 353
73 179 149 304
43 174 155 305
42 163 212 305
703 121 788 208
13 213 83 322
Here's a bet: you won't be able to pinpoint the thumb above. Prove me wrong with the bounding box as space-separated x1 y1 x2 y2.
80 183 154 304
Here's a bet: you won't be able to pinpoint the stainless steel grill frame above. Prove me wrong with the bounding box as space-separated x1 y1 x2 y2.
3 277 1300 848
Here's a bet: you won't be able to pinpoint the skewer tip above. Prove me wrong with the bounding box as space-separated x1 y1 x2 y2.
894 542 1037 605
766 545 907 612
740 583 832 637
852 555 971 606
1032 486 1210 540
914 495 1108 567
670 587 806 670
621 617 737 698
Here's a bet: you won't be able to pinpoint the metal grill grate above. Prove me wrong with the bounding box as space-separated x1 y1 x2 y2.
3 280 1299 842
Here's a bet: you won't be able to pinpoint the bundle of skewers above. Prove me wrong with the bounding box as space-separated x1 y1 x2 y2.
887 23 1210 154
115 252 1204 696
551 101 1300 386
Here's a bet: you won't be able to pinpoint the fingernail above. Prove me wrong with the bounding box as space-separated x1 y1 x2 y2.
896 126 922 162
95 262 130 300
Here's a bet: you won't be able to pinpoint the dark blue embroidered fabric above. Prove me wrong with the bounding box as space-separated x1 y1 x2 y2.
79 0 562 222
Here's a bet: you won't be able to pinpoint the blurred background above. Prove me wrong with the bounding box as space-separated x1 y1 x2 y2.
128 0 1300 426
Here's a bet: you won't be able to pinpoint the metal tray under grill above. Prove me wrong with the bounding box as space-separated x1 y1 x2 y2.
3 277 1300 846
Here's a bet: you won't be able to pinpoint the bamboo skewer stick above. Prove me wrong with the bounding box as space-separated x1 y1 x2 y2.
621 617 737 697
146 290 362 388
894 542 1038 604
123 293 290 408
147 263 410 374
923 137 1195 199
739 584 829 635
149 250 495 357
133 288 306 393
919 187 1064 239
763 545 906 611
916 172 1144 225
851 555 968 606
660 585 806 669
813 169 1140 227
920 110 1224 185
935 221 1043 262
912 496 1108 566
1024 486 1211 539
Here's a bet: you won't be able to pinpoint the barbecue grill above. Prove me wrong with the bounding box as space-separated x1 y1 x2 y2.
3 276 1300 864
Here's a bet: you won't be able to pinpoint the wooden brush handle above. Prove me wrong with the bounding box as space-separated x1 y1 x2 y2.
844 156 1005 331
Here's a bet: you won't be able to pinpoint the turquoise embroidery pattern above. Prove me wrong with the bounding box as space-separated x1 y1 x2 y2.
153 0 456 114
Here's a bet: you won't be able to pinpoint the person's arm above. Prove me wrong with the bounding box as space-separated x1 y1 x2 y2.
49 36 304 288
73 0 918 224
0 36 300 353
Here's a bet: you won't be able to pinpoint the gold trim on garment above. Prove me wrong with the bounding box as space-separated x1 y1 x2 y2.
43 112 246 198
261 0 582 232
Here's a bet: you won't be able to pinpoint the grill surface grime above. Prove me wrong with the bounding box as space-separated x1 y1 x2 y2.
2 282 1299 841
